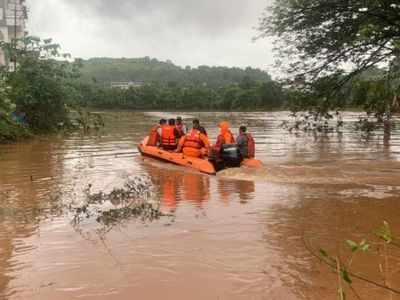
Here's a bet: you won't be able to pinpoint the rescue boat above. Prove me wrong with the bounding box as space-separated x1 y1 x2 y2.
138 137 263 175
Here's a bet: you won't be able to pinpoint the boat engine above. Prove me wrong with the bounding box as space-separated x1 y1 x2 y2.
220 144 242 168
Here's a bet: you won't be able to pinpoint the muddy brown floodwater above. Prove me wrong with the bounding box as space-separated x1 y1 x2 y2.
1 111 400 300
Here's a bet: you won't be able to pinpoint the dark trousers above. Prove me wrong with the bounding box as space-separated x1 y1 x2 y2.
162 144 177 151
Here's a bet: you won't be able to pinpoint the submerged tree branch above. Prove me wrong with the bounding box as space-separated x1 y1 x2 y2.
302 234 400 295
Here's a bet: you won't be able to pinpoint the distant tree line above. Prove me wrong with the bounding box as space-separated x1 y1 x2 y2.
73 57 286 110
76 56 400 114
79 57 272 88
75 77 285 111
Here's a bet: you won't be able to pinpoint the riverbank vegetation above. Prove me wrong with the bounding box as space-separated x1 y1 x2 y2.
0 37 103 142
0 37 77 137
0 80 30 142
0 114 30 143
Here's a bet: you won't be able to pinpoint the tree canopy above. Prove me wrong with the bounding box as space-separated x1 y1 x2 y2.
259 0 400 85
1 37 81 132
259 0 400 122
76 79 286 111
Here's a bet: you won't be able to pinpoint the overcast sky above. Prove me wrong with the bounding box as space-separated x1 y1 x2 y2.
26 0 273 69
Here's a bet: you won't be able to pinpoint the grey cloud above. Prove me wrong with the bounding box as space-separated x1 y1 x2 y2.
26 0 273 68
62 0 260 36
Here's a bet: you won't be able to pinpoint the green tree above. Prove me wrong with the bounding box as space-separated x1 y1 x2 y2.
259 81 285 109
1 37 81 132
352 78 394 119
259 0 400 117
260 0 400 82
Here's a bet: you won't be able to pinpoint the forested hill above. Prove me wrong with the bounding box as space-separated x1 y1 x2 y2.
79 57 272 87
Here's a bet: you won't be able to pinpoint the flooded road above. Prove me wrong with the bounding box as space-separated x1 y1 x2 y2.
1 111 400 300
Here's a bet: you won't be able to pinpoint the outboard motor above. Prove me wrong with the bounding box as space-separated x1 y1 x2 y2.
221 144 242 168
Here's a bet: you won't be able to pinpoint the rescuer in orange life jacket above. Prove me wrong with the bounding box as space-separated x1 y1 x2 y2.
176 119 210 158
175 116 187 138
208 121 238 169
236 126 255 159
160 119 180 150
147 119 166 146
213 121 235 154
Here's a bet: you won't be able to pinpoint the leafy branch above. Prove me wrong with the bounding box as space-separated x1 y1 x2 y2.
303 221 400 299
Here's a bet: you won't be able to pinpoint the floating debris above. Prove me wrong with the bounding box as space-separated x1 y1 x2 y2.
71 177 165 231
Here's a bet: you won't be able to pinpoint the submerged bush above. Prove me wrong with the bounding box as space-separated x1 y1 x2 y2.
71 177 165 233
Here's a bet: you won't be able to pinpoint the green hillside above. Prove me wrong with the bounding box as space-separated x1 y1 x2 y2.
79 57 272 88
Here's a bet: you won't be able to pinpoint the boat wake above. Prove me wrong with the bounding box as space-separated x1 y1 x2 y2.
218 160 400 187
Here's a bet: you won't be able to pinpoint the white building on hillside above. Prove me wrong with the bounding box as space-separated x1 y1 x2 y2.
0 0 27 68
111 81 144 89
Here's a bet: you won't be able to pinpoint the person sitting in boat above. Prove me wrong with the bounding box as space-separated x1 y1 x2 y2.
176 120 210 158
193 119 208 136
209 121 242 169
213 121 235 153
236 126 255 159
160 119 180 150
147 119 166 146
176 116 187 138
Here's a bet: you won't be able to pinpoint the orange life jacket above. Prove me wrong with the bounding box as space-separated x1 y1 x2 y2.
222 131 235 144
161 125 177 146
246 133 255 158
183 147 202 158
183 129 203 149
218 122 234 144
147 125 159 146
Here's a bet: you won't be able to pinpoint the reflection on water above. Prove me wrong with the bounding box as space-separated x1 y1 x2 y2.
218 179 255 204
142 160 211 210
0 111 400 300
143 159 256 211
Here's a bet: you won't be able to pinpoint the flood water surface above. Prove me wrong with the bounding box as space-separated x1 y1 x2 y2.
1 111 400 300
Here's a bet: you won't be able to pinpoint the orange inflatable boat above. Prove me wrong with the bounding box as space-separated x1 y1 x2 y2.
138 137 263 175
